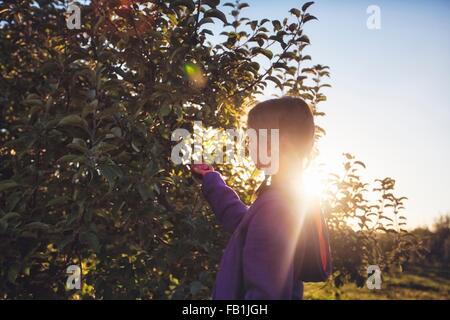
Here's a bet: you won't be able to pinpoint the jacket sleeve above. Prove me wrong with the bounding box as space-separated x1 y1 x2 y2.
243 201 297 300
201 172 248 233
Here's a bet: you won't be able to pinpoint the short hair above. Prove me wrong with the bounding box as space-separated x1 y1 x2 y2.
247 96 315 158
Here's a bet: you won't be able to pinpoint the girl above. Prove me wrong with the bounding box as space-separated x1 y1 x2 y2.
192 96 332 300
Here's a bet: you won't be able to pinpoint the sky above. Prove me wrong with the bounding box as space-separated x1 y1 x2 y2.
214 0 450 228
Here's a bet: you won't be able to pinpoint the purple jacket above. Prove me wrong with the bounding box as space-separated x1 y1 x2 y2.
202 172 332 300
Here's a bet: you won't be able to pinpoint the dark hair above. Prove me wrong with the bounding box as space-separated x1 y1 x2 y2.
247 96 315 161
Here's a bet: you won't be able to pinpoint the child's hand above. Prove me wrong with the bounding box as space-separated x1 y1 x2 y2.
191 163 214 179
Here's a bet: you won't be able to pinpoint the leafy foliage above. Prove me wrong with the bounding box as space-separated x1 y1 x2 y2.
324 154 418 291
0 0 417 299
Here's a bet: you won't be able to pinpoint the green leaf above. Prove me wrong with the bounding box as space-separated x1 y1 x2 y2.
131 141 141 152
67 138 88 153
57 115 89 132
57 154 84 164
203 0 220 7
354 161 366 169
46 196 71 207
237 2 250 10
289 8 301 17
296 35 310 44
248 20 258 31
110 127 122 138
272 20 282 31
272 62 289 70
380 215 394 222
280 51 298 60
190 281 204 295
99 105 121 119
251 47 273 59
23 96 43 107
56 235 75 250
0 180 19 192
159 104 172 118
99 164 122 188
7 265 19 284
79 231 100 252
200 29 214 36
303 14 318 23
22 222 50 231
198 17 214 26
204 8 228 24
266 76 282 88
137 183 151 202
172 0 196 12
6 192 22 212
302 1 315 12
0 212 21 223
91 142 118 155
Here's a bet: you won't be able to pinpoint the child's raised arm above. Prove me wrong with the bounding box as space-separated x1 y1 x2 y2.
192 165 248 233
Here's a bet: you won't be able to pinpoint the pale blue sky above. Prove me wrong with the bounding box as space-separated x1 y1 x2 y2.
214 0 450 228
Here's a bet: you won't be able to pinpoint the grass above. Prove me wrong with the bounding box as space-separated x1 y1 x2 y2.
303 266 450 300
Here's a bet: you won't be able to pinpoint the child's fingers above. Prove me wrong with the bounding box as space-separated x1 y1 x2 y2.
200 164 213 172
192 164 210 171
191 164 214 176
191 167 202 175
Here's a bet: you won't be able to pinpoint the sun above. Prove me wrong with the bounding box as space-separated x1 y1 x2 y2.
302 165 327 201
303 170 324 198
